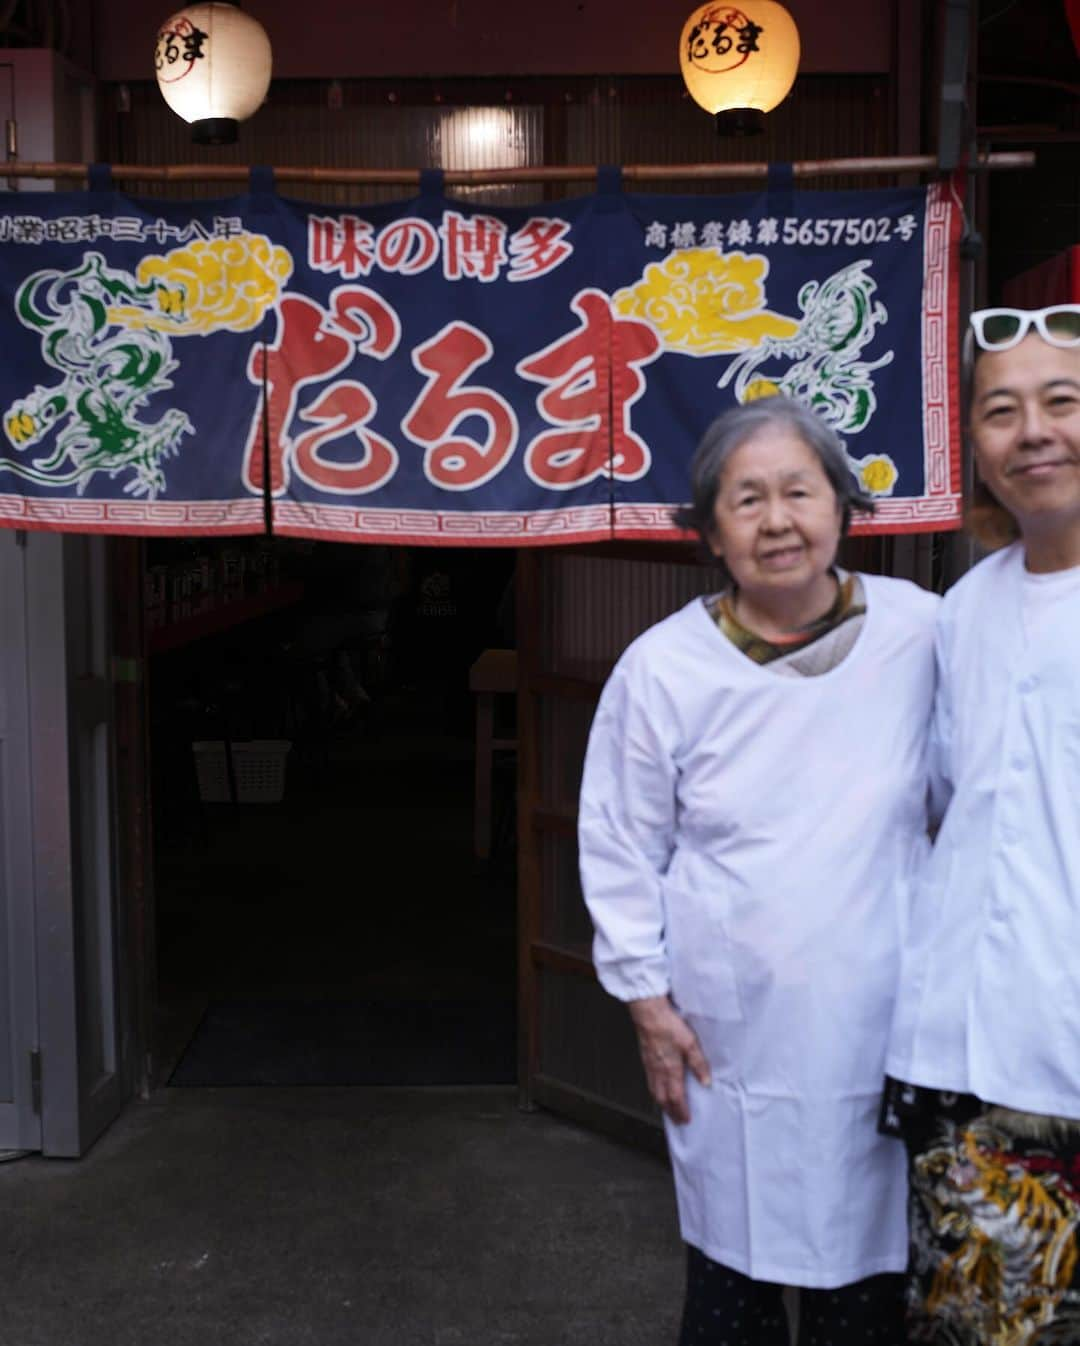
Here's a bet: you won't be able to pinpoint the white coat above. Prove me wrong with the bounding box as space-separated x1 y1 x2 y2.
578 576 938 1288
887 543 1080 1119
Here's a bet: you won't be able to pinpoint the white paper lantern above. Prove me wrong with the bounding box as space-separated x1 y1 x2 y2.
679 2 800 134
155 2 272 145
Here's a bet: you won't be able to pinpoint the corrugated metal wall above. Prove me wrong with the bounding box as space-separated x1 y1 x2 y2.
562 75 893 195
543 552 728 683
100 73 891 205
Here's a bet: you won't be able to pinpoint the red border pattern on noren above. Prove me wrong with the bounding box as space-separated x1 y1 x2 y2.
0 185 963 545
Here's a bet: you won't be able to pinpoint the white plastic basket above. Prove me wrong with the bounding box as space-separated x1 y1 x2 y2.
192 740 291 804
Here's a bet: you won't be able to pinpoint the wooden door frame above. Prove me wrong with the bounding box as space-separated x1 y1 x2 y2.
0 531 44 1152
514 532 938 1149
18 533 129 1155
515 543 690 1152
109 537 155 1100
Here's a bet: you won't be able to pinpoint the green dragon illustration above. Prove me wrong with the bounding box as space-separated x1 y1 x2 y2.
718 259 894 439
2 251 192 498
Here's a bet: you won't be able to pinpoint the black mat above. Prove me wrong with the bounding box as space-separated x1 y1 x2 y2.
169 998 517 1087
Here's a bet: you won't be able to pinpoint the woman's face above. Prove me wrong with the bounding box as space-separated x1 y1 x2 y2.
708 427 843 596
971 334 1080 535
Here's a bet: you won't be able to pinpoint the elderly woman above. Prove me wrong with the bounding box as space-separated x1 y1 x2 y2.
578 395 938 1345
883 303 1080 1344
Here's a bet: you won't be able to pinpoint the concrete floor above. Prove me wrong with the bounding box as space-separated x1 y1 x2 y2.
18 583 683 1343
1 1087 683 1346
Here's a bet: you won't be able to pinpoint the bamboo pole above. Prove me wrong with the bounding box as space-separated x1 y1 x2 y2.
0 151 1035 187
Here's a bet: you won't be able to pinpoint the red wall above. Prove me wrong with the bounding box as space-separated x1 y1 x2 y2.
96 0 894 82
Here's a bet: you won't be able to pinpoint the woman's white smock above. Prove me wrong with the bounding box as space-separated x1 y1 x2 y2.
578 575 938 1288
887 543 1080 1119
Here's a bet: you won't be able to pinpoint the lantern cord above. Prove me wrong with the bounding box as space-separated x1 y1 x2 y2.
0 152 1035 187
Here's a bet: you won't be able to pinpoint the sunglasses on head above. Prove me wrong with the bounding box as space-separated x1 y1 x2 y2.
969 305 1080 352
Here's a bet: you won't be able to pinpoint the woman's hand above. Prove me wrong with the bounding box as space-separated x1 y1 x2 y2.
628 996 711 1125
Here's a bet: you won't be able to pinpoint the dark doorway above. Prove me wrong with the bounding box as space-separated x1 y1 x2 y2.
144 538 518 1089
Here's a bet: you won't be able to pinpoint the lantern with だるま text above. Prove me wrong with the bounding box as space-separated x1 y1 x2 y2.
155 2 272 145
679 2 800 135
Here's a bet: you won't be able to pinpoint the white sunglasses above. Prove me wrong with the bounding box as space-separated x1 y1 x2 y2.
969 305 1080 352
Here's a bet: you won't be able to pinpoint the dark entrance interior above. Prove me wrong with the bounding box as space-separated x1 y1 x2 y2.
144 538 518 1089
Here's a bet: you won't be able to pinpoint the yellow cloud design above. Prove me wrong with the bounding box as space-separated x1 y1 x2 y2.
109 234 294 336
742 378 781 402
613 249 799 355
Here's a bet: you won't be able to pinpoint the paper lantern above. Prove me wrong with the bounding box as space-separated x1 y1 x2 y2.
679 2 800 135
155 2 272 145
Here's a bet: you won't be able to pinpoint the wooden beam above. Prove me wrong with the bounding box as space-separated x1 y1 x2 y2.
531 673 603 703
0 151 1036 188
531 941 596 980
530 1075 664 1155
532 808 577 838
516 549 544 1111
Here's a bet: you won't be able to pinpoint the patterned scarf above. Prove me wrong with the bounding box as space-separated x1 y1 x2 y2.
706 571 867 678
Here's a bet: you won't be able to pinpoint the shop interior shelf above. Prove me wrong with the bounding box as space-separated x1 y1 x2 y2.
147 582 305 655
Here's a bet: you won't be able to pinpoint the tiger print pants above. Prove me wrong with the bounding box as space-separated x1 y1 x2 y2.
880 1078 1080 1346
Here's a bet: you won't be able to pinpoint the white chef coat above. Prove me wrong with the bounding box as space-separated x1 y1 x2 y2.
579 575 938 1288
887 542 1080 1120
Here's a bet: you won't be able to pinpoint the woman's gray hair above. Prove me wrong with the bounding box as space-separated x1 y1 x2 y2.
673 396 875 544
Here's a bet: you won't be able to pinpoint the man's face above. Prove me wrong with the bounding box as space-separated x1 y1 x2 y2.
971 335 1080 543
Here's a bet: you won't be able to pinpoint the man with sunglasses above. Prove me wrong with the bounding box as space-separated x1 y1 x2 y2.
883 303 1080 1343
